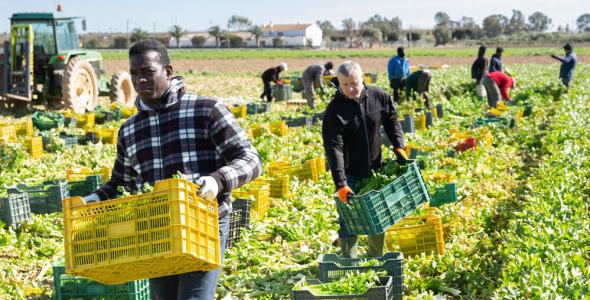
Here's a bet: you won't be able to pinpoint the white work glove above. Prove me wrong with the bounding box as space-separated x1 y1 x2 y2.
195 176 219 201
83 193 100 204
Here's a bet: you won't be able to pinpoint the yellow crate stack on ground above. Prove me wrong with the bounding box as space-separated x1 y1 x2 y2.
233 181 271 219
67 167 112 183
86 127 118 145
63 178 220 285
385 208 445 257
24 136 44 158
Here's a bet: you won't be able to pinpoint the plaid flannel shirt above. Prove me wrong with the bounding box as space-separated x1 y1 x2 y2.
94 82 262 219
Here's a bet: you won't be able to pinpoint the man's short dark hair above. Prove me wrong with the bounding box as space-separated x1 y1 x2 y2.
397 46 405 56
564 43 573 51
129 39 171 66
496 47 504 53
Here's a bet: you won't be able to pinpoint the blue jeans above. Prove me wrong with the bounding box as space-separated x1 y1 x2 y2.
150 203 231 300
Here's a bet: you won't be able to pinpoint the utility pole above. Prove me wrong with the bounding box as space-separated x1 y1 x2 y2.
126 20 130 38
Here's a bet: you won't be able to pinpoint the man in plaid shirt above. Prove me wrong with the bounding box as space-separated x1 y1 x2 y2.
83 39 262 299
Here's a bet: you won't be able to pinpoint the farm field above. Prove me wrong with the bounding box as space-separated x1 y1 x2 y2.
0 62 589 300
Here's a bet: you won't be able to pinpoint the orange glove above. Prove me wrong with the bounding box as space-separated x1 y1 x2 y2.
394 147 408 163
337 186 354 204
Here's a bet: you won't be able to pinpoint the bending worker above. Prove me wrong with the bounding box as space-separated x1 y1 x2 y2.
405 69 432 108
260 62 288 102
302 62 334 108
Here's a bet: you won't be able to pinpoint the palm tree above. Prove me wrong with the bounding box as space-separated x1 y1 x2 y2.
169 25 186 48
248 25 262 47
208 25 222 48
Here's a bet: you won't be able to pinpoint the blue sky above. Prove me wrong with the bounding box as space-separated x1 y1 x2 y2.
1 0 588 33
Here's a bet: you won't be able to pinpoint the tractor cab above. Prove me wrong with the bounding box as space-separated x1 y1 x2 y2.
1 13 134 113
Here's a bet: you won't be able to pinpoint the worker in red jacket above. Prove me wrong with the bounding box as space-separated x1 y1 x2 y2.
487 71 515 102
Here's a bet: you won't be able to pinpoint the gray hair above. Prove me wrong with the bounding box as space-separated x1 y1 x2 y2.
337 61 363 79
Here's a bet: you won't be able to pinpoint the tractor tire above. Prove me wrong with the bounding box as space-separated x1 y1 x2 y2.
109 71 136 107
61 57 99 113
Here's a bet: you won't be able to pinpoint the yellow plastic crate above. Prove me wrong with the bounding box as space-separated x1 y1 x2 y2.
77 113 95 128
515 110 524 125
386 208 445 257
230 106 247 119
24 136 44 158
430 107 438 119
414 114 426 131
292 160 319 182
309 157 327 174
246 128 254 140
255 176 289 198
67 167 112 183
269 160 319 182
87 127 118 145
16 118 34 137
63 179 220 285
267 161 291 176
269 121 287 136
233 182 270 219
0 125 17 143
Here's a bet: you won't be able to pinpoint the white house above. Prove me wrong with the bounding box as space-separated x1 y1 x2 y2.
259 23 323 48
168 31 258 48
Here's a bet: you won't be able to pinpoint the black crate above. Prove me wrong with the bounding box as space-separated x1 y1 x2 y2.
227 199 251 248
7 180 69 214
1 193 31 226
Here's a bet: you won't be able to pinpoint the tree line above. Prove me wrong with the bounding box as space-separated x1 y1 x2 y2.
84 12 590 49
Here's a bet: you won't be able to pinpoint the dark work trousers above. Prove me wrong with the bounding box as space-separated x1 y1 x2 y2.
389 78 405 103
260 81 272 102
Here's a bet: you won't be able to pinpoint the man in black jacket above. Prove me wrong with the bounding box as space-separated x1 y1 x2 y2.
322 60 408 258
260 62 288 102
471 45 488 101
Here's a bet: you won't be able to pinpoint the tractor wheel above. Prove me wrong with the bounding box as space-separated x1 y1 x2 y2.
61 57 99 113
109 71 135 107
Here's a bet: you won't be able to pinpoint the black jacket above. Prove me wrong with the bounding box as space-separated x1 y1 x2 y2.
471 56 488 82
322 86 405 189
261 67 282 83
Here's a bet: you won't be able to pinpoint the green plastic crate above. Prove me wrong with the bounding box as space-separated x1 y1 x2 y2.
7 180 69 214
523 104 533 117
336 160 430 235
68 175 102 198
246 102 271 115
32 111 65 131
472 116 514 128
291 76 304 92
53 263 150 300
430 183 458 207
293 276 394 300
272 84 293 101
1 193 31 226
318 252 403 299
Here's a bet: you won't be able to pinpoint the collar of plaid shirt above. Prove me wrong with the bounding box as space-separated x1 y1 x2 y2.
135 76 186 112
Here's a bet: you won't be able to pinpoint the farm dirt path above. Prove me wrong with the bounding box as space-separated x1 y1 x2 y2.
104 55 589 73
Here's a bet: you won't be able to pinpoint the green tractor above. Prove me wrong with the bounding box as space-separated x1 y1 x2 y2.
0 12 135 113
